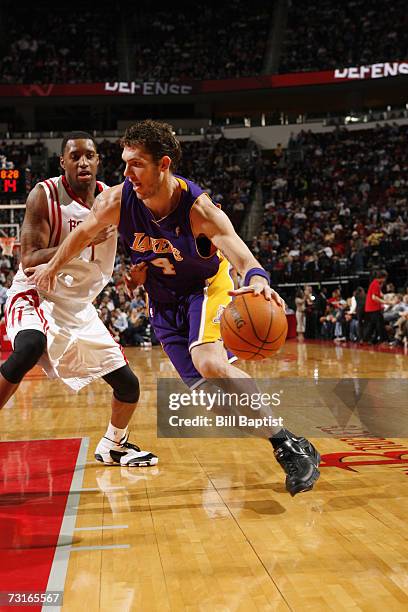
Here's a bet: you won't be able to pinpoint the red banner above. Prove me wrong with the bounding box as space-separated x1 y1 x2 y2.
0 61 406 97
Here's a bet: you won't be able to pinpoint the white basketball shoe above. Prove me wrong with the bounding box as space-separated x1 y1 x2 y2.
94 432 158 467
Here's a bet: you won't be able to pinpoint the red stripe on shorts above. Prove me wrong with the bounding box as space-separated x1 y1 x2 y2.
6 289 47 336
26 294 49 335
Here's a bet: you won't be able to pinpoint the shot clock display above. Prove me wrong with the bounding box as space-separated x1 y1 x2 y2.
0 169 25 195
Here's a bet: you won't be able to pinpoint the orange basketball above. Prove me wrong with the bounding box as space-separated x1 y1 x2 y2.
220 293 288 360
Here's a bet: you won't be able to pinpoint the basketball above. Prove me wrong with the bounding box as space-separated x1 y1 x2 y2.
220 293 288 360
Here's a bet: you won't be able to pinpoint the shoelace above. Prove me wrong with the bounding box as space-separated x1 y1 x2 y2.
118 433 141 452
104 433 141 453
119 432 129 445
121 440 141 452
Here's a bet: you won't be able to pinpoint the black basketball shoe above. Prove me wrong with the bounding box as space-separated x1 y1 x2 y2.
273 431 320 497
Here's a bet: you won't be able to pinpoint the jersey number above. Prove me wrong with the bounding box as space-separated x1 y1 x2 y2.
151 258 176 275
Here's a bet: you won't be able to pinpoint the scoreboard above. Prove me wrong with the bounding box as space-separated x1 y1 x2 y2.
0 169 25 195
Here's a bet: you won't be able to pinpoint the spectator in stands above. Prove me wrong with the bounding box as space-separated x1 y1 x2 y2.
295 288 306 341
111 307 129 345
124 306 150 347
384 294 405 325
97 305 116 339
320 304 336 340
391 295 408 347
348 287 366 342
333 300 348 343
130 287 147 310
364 270 389 344
327 288 342 309
346 298 359 343
303 284 318 338
314 286 328 338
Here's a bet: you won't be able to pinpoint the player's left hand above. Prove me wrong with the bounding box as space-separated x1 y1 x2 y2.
24 263 57 292
229 278 285 308
124 262 147 297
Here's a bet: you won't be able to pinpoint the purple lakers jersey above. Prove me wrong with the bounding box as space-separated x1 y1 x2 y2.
119 175 221 302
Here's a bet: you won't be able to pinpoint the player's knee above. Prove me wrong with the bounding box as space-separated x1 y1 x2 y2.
15 330 47 360
0 330 46 384
113 370 140 404
103 365 140 404
193 355 228 380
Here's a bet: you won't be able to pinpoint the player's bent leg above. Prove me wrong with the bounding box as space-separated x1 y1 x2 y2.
191 341 320 496
0 330 47 409
191 340 247 380
94 364 158 467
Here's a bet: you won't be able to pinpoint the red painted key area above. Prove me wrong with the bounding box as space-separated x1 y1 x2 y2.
0 438 82 610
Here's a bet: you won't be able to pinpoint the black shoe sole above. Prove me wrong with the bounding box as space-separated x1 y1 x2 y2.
95 453 118 465
94 453 158 467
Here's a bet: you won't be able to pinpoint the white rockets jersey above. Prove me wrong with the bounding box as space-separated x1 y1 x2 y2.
12 175 116 307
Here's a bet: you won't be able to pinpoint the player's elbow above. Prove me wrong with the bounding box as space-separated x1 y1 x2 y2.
75 220 100 246
21 251 37 270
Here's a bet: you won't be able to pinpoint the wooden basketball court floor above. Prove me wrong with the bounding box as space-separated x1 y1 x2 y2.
0 340 407 611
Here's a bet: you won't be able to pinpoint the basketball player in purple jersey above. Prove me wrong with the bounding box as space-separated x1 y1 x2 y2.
27 121 320 496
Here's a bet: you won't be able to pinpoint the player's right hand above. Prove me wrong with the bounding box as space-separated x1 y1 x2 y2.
24 263 57 292
229 281 285 309
124 262 147 295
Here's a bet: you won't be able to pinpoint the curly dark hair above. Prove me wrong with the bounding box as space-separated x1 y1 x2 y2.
120 119 182 171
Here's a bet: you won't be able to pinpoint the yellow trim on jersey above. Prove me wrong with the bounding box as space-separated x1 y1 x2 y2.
189 257 234 349
175 177 188 191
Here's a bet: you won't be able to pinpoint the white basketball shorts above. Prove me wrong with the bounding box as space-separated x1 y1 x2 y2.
5 287 127 391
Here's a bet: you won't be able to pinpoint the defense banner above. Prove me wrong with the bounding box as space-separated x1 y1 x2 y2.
0 61 406 97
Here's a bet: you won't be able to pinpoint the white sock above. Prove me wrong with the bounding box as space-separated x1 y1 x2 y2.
105 422 127 444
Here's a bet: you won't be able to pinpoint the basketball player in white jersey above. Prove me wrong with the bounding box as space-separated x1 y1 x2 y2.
0 132 157 467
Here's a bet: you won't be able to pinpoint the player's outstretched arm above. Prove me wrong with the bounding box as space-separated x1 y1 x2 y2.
25 184 122 292
191 195 284 307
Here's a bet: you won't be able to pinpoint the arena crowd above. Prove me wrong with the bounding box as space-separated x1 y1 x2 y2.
0 125 407 347
1 1 406 86
280 0 407 73
254 123 408 285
